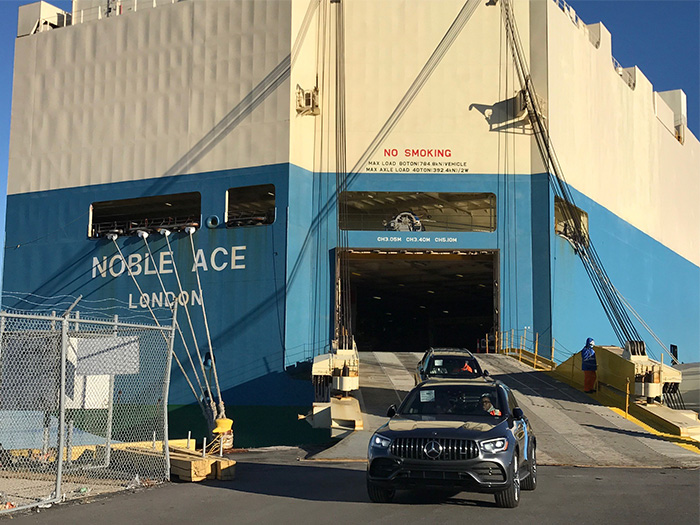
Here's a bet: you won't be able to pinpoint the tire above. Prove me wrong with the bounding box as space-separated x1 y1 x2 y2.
494 452 520 508
367 479 395 503
521 444 537 491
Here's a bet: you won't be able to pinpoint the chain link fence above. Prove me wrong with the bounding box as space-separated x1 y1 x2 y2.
0 309 176 514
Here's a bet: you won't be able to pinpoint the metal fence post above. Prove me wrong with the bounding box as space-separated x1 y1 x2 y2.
55 316 69 503
163 302 178 478
104 375 115 467
66 420 74 466
0 308 176 513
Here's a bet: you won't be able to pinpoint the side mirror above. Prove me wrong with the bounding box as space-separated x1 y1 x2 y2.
483 369 490 377
387 405 397 418
512 407 524 420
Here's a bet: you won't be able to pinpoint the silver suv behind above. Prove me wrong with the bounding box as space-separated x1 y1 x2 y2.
414 347 485 384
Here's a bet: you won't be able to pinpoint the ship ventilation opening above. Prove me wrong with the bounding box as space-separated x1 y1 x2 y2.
89 192 201 238
346 250 498 353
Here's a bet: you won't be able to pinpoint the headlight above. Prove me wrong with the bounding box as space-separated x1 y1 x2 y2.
370 434 391 449
480 437 509 454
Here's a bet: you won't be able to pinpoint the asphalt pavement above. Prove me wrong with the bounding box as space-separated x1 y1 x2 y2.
2 447 698 525
3 352 698 523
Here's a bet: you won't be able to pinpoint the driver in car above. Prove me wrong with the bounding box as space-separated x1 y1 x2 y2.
480 393 502 416
449 360 473 374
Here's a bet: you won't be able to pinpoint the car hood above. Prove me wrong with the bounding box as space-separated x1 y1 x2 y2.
385 415 502 434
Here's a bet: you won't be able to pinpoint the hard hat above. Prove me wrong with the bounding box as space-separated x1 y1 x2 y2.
212 418 233 434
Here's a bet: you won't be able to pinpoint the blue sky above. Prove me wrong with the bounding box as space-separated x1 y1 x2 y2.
0 0 697 278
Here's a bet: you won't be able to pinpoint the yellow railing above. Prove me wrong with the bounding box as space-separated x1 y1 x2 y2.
481 329 559 371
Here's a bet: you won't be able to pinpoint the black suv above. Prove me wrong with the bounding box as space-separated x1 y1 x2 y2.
414 348 484 384
367 378 537 507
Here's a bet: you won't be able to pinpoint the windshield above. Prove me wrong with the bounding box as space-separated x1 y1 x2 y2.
426 356 481 378
400 384 503 417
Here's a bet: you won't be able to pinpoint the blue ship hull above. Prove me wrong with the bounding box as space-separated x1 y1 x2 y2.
3 164 698 445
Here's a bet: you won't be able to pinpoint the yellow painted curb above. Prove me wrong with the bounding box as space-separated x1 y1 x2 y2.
606 406 700 455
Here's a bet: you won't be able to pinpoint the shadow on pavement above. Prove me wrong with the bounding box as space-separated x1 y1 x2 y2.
202 461 497 507
583 423 700 451
202 461 367 502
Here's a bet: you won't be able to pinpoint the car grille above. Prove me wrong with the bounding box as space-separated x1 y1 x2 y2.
390 438 479 460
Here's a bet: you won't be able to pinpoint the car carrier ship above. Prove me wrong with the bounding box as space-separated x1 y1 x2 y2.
2 0 698 446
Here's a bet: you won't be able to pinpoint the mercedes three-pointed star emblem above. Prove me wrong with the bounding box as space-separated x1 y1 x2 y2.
423 440 443 460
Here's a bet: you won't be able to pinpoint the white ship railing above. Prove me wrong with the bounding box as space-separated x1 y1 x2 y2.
31 0 637 91
31 0 180 33
552 0 636 90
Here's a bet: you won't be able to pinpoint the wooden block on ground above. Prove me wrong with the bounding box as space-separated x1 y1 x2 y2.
169 445 205 458
215 458 236 480
170 455 216 482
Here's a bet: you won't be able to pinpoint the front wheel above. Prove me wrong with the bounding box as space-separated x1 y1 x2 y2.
367 479 395 503
521 445 537 491
494 452 520 508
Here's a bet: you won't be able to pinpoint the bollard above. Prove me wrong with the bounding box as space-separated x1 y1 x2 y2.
187 430 191 450
625 378 630 418
202 437 207 457
534 333 539 369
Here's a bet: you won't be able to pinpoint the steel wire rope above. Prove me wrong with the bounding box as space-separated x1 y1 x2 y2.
506 41 516 333
2 291 137 305
163 230 217 412
283 0 480 330
500 23 514 334
333 0 351 350
524 56 637 344
310 0 328 358
140 231 211 412
334 0 481 350
345 0 480 178
500 2 619 335
108 236 204 413
5 210 90 250
602 275 678 363
500 0 642 346
496 11 506 337
511 52 520 332
186 229 225 419
322 0 334 354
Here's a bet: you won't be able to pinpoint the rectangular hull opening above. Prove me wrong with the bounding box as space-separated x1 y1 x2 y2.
344 250 498 353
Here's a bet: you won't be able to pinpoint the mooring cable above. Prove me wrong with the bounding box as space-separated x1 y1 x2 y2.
159 229 219 406
186 227 225 419
138 230 212 411
108 234 204 412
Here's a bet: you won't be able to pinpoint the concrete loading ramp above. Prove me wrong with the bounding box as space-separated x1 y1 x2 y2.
311 353 700 467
